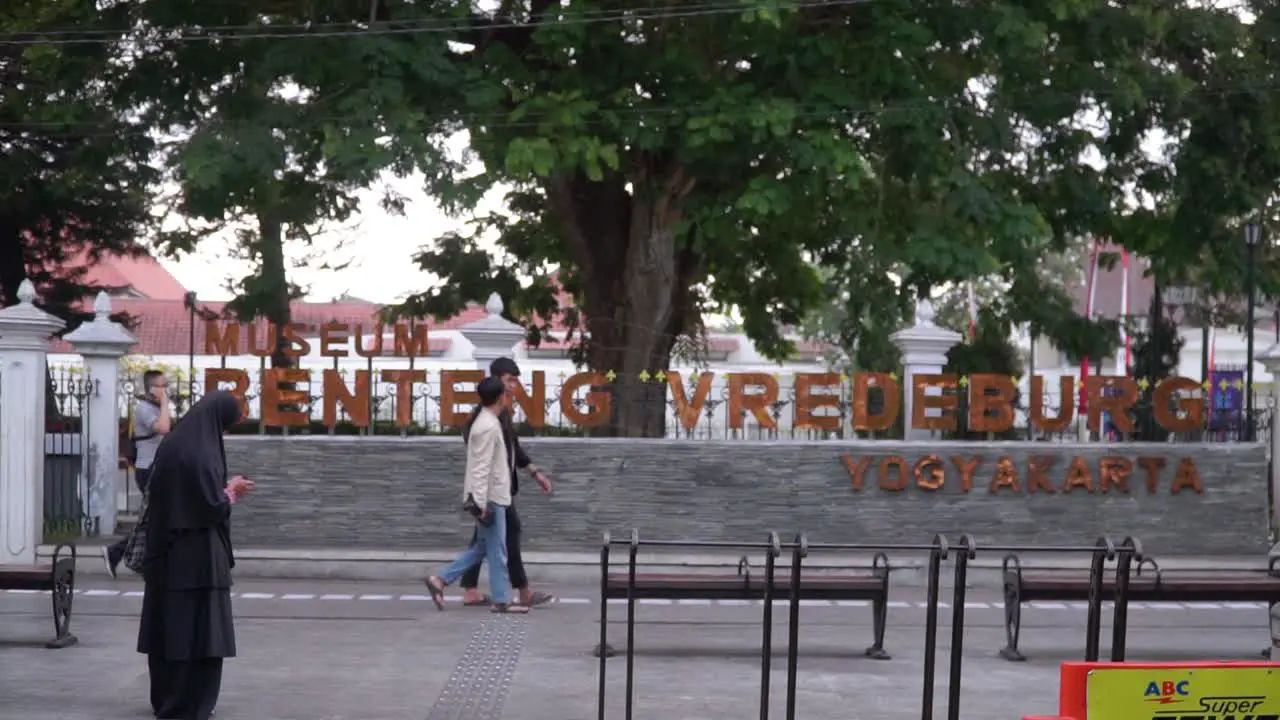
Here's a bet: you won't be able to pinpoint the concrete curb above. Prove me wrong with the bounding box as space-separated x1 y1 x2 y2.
43 542 1274 589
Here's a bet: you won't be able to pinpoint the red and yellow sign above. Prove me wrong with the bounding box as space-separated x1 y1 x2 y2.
1088 666 1279 720
1040 662 1280 720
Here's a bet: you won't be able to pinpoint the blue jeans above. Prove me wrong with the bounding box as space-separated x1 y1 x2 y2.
437 503 510 604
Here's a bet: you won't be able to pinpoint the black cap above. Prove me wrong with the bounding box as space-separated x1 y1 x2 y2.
477 376 506 406
489 357 521 378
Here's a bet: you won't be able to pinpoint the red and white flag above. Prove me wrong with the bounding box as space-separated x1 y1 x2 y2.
1118 249 1131 373
1080 241 1102 410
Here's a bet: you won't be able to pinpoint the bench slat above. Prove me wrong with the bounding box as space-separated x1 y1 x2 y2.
1013 570 1280 602
603 571 886 600
0 565 56 591
0 564 54 574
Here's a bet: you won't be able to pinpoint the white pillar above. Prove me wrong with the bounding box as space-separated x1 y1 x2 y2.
1257 342 1280 535
458 293 526 370
890 299 963 440
0 280 66 564
64 292 137 536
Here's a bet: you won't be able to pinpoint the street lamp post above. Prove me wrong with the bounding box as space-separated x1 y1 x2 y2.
1245 222 1260 441
183 291 197 405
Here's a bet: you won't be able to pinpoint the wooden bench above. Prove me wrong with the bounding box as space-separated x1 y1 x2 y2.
1125 557 1280 660
595 552 893 660
0 543 78 648
1000 552 1280 661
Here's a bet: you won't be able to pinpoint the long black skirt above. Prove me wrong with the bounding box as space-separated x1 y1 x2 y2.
137 586 236 659
148 655 223 719
138 586 235 719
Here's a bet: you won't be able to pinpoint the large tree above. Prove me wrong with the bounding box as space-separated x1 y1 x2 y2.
121 0 431 367
0 0 157 316
377 0 1256 436
1 0 158 421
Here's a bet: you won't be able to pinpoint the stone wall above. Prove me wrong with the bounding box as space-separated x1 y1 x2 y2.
225 437 1272 555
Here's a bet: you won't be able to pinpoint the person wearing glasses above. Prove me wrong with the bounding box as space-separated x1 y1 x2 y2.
105 369 172 577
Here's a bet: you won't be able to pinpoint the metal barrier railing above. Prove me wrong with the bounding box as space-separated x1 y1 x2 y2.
939 536 1142 720
594 531 1153 720
596 531 788 720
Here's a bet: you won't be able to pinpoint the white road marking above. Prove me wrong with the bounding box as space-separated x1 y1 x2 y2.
3 588 1265 613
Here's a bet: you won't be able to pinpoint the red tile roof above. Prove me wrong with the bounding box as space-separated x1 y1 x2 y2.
67 251 190 301
44 263 832 359
47 297 822 360
50 298 475 356
530 336 743 353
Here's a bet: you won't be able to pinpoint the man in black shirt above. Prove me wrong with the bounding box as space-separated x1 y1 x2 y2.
459 357 556 608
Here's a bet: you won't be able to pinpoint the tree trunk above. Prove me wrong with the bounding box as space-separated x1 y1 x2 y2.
256 214 295 370
547 166 700 437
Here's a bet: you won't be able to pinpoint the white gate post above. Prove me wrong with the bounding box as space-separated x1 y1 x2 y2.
1257 343 1280 534
458 293 526 370
0 280 67 564
65 292 137 536
890 299 963 440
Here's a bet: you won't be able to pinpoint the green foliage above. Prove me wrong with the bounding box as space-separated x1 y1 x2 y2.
369 0 1267 433
944 322 1025 440
0 0 157 320
122 0 432 363
944 323 1024 380
17 0 1280 439
1128 309 1184 441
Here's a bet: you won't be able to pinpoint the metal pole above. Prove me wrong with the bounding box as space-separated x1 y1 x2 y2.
185 291 197 403
1201 322 1210 386
1247 230 1259 441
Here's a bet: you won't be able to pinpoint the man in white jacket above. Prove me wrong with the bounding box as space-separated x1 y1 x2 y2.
424 378 529 614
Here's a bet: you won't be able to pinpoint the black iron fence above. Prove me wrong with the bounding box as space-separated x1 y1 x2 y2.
44 369 96 542
106 368 1277 442
593 532 1280 720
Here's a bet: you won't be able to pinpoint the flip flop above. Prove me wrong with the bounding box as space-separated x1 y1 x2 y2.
424 577 446 611
462 594 492 607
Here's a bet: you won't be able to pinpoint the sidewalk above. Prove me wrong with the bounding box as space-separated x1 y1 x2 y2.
1 577 1271 720
46 541 1276 587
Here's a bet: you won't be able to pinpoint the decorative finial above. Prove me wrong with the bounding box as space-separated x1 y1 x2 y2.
485 292 504 316
93 291 112 318
914 298 936 327
16 279 36 305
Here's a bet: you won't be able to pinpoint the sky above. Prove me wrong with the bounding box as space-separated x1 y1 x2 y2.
157 130 506 305
160 172 466 304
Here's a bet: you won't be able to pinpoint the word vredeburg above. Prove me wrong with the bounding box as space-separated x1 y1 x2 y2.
202 364 1214 432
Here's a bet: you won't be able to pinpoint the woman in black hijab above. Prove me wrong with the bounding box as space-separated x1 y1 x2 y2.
137 390 255 720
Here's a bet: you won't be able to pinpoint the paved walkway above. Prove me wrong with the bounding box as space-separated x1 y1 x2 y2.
1 579 1272 719
10 581 1274 612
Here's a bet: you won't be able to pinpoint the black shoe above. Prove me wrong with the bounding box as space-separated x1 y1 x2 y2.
102 545 119 580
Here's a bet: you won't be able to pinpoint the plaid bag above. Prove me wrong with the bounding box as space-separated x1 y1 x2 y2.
122 497 149 574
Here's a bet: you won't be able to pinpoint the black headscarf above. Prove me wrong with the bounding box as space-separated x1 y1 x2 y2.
146 391 242 533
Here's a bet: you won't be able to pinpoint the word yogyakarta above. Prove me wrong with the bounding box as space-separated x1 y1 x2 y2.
199 333 1215 432
841 453 1204 495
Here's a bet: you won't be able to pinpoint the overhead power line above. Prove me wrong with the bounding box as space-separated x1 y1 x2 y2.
0 0 878 46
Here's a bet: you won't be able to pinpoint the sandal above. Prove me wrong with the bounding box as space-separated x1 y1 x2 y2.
490 603 531 614
424 577 447 611
525 591 556 607
462 594 492 607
